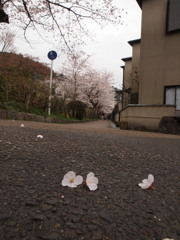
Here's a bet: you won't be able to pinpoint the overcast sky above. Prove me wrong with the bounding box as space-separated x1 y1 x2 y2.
14 0 142 89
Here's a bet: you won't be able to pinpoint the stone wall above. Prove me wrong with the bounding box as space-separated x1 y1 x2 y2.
0 108 51 122
0 108 89 124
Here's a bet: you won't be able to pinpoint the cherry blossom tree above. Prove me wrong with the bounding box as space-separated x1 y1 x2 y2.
81 69 115 115
56 52 90 101
56 53 115 117
0 0 124 50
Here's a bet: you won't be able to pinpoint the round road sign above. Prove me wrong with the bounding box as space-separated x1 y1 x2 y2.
48 50 57 60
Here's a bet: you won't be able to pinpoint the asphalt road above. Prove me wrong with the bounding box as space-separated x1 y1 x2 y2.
0 120 179 240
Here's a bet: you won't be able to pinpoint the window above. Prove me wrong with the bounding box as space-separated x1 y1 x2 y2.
176 88 180 110
165 86 180 110
166 0 180 33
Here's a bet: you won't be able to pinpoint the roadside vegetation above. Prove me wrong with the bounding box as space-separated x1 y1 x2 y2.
0 51 115 122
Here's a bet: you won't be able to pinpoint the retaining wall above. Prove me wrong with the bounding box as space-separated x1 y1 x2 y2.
120 104 176 131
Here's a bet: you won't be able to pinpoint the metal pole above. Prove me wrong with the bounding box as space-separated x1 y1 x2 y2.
48 60 53 116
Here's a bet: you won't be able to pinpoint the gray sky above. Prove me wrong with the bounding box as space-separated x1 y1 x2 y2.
14 0 142 89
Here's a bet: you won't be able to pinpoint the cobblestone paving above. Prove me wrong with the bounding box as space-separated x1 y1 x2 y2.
0 120 180 240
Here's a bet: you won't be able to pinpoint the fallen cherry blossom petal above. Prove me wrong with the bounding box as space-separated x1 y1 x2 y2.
138 174 154 189
62 171 83 188
86 172 99 191
37 135 43 139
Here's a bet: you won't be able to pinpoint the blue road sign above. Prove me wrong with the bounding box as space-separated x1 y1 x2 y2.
48 50 57 60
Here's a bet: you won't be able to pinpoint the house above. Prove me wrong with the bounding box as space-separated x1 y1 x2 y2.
121 39 140 108
120 0 180 131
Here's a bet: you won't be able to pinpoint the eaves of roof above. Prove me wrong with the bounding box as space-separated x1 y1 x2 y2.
121 57 132 62
128 39 141 46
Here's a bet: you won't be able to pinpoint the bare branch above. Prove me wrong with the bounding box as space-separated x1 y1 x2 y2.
47 1 72 52
22 0 33 22
0 0 123 50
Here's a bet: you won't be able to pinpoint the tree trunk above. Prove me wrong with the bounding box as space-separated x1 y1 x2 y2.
25 90 35 111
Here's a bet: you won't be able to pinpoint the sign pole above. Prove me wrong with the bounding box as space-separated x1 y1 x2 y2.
47 50 57 116
48 60 53 116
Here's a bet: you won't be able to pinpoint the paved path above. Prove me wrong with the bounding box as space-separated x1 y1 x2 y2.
0 119 180 139
0 120 179 240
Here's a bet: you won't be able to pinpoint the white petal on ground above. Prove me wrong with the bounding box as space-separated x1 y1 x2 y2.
87 172 94 179
62 179 77 188
88 183 98 191
62 178 70 186
61 171 76 187
148 174 154 184
138 174 154 189
87 172 99 184
67 181 77 188
86 172 99 191
62 171 83 188
20 124 24 127
142 179 148 184
66 171 76 179
37 135 43 139
92 176 98 185
74 175 83 185
138 183 149 189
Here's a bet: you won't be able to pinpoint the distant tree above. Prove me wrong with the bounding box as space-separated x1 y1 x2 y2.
57 52 90 101
0 30 16 52
0 0 124 50
56 53 115 118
